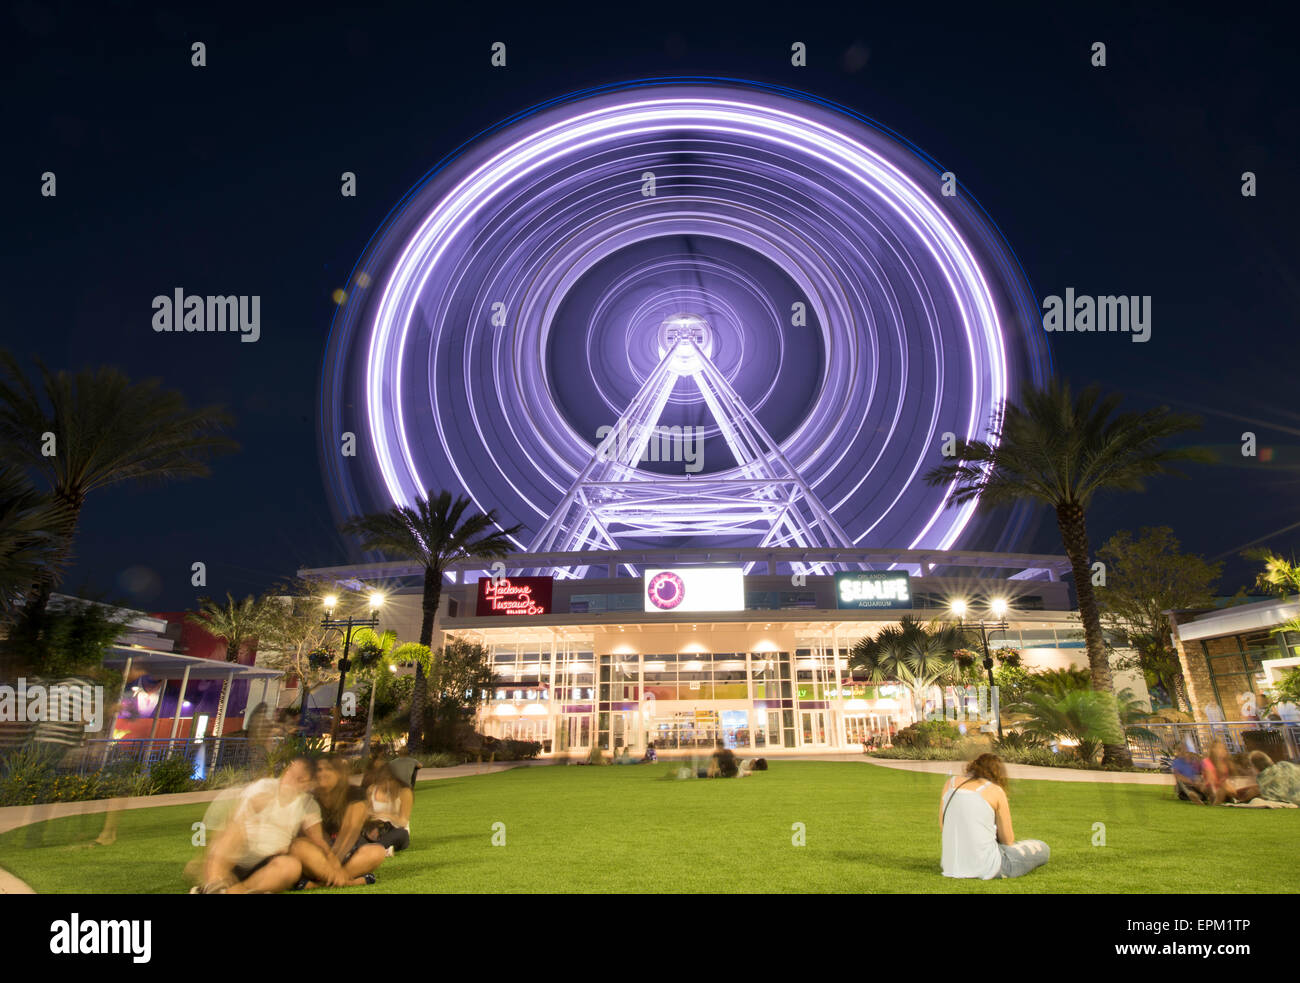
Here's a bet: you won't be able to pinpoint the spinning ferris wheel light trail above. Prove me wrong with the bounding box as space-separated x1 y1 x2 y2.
320 80 1052 576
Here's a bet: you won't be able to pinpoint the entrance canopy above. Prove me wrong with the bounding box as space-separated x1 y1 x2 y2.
102 649 282 681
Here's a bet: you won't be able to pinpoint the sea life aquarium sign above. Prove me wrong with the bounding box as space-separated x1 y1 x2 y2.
835 572 912 610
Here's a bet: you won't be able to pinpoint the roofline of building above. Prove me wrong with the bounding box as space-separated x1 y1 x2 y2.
440 607 1083 634
300 546 1073 584
1170 594 1300 642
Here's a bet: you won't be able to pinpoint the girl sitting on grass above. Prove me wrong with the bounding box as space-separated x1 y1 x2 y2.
939 753 1049 880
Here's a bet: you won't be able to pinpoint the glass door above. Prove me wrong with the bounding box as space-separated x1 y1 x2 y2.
557 714 591 751
800 710 827 746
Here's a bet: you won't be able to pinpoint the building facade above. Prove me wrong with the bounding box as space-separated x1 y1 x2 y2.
306 547 1147 754
1169 596 1300 722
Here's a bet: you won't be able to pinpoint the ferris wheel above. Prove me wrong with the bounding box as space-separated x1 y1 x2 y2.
320 80 1051 571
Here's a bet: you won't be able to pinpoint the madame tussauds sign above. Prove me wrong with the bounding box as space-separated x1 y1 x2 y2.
476 576 553 616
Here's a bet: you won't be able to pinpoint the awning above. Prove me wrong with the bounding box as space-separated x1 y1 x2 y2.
101 649 283 681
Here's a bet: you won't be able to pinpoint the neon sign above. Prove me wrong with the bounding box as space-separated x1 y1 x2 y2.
477 577 553 616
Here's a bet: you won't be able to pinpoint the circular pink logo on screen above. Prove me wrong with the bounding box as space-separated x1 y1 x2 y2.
647 571 685 610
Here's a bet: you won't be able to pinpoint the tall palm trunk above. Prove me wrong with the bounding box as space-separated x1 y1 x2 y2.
25 491 82 621
1174 672 1191 714
1056 502 1132 766
212 640 240 740
409 565 443 752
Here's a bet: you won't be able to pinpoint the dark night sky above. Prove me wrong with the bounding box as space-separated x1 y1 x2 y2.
5 1 1298 610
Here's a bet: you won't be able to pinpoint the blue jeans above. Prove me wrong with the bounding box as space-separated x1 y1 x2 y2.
999 840 1049 878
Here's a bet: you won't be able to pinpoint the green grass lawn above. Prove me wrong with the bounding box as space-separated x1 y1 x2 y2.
2 762 1297 893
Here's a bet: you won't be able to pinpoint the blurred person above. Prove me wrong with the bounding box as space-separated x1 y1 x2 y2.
708 739 738 778
361 753 392 792
1248 750 1300 805
191 756 345 894
297 756 385 887
1202 741 1257 804
1170 751 1209 803
940 753 1049 880
244 702 277 772
642 742 657 762
363 761 413 853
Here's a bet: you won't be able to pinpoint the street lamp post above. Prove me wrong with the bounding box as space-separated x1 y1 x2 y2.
950 598 1009 741
320 592 384 753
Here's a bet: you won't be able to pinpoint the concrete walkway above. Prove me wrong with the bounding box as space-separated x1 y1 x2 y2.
846 754 1172 784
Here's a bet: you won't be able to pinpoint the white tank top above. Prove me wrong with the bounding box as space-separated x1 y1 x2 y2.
369 786 410 830
941 780 1002 880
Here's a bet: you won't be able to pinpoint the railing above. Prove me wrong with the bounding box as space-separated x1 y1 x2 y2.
1125 721 1300 763
61 737 270 777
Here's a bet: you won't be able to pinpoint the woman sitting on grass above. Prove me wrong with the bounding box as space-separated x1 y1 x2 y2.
295 756 387 888
364 761 413 853
1201 741 1258 804
940 753 1049 880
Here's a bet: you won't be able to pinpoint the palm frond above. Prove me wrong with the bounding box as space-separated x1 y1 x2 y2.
923 378 1208 512
341 489 524 572
0 352 238 511
0 464 72 613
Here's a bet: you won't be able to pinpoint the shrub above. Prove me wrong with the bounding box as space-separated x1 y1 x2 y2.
504 739 541 760
869 746 964 761
1001 747 1061 768
892 720 963 750
146 755 197 794
868 737 985 761
1264 666 1300 715
993 731 1047 754
416 751 461 768
869 741 1149 772
45 772 109 802
992 663 1034 705
1009 688 1123 755
201 765 253 790
0 744 60 805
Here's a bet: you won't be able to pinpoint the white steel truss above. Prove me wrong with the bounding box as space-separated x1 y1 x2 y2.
528 330 853 576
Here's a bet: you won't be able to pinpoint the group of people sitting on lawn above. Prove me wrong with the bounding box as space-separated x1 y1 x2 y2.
668 740 769 779
1170 741 1300 806
188 752 415 894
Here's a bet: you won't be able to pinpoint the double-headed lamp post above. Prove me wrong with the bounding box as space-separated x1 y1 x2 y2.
950 598 1009 740
320 592 384 752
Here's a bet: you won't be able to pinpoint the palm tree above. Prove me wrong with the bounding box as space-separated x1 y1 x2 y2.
924 378 1209 765
189 593 277 732
0 352 237 614
850 616 965 722
1251 550 1300 638
188 593 275 664
0 464 71 616
1009 688 1124 764
342 490 521 752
